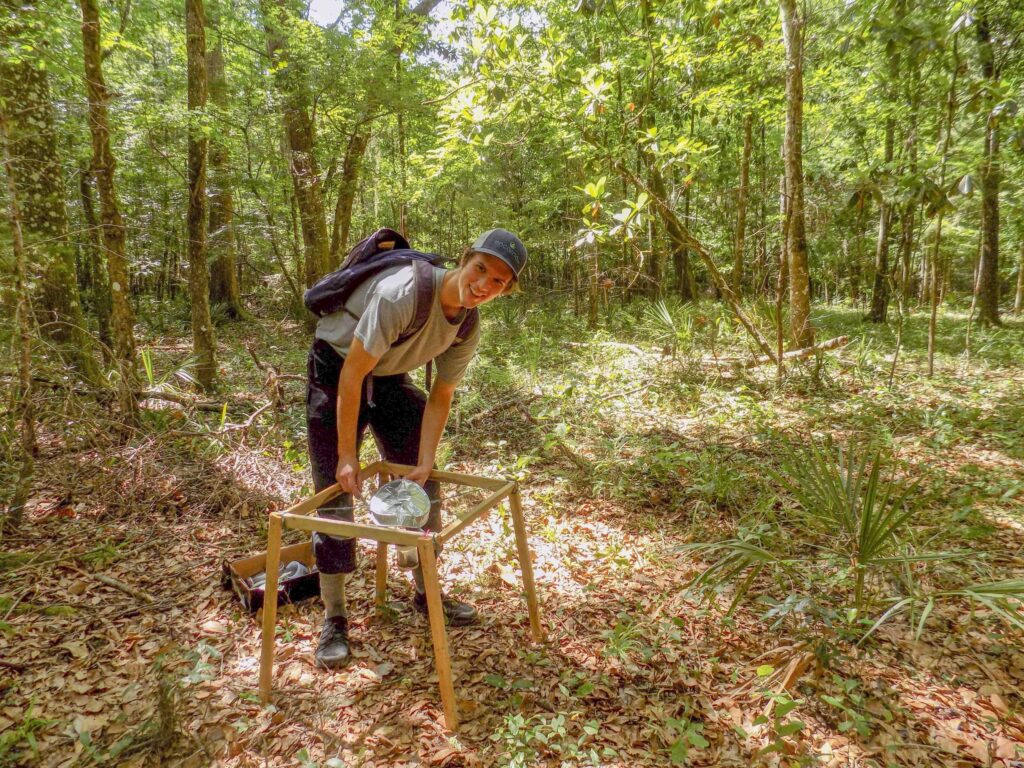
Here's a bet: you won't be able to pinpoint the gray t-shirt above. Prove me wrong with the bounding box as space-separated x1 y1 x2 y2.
314 265 480 384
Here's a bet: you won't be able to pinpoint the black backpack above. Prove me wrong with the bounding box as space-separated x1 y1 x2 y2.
304 228 478 386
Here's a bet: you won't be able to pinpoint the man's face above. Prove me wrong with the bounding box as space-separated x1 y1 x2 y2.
457 253 515 308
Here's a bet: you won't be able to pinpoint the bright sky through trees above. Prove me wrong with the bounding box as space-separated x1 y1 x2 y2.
308 0 341 27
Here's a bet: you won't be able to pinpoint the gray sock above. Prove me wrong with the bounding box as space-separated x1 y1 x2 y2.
320 573 347 619
413 565 425 595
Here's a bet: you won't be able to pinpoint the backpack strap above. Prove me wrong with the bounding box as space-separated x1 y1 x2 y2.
394 259 435 345
455 309 479 343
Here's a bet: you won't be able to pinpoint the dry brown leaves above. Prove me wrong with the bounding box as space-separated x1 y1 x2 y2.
2 348 1023 767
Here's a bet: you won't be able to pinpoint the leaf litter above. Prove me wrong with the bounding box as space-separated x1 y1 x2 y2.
1 318 1023 767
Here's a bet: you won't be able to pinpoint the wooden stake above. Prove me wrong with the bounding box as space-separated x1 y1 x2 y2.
417 536 458 731
259 512 283 703
375 542 389 610
509 487 545 643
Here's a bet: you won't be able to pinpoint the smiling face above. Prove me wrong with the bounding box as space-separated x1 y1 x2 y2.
456 252 516 308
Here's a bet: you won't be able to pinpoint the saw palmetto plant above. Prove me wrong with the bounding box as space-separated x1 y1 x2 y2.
682 438 1024 642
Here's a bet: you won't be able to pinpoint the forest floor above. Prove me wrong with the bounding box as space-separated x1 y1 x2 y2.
2 297 1023 768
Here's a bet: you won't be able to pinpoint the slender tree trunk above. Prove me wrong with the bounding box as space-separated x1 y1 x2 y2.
976 14 1001 326
928 35 959 377
869 203 893 322
780 0 813 347
648 164 694 301
852 203 866 306
78 168 112 355
80 0 137 420
588 245 599 329
1 113 36 533
186 0 217 391
0 1 102 384
869 37 900 323
262 0 331 286
1013 240 1023 315
733 112 753 297
330 127 370 259
900 52 921 301
756 119 768 294
206 3 246 319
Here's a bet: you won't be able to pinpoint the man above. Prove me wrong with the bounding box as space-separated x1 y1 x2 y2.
306 228 527 669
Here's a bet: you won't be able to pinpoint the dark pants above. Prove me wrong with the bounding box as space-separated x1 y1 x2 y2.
306 339 441 574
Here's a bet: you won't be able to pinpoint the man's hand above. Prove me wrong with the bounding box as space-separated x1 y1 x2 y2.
403 464 432 487
335 456 364 498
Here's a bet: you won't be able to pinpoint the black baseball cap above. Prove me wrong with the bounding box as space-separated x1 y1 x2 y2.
472 228 527 277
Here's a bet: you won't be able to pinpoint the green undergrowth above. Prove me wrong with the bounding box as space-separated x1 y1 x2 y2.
461 297 1024 642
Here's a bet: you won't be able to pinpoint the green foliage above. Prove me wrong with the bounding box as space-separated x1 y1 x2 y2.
665 706 710 764
772 439 923 614
750 690 806 756
683 436 1024 642
0 704 53 765
491 712 604 768
81 541 124 569
818 676 875 738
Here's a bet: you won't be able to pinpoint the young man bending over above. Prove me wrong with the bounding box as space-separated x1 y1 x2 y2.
305 229 526 669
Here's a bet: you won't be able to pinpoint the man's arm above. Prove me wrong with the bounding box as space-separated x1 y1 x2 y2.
335 338 380 497
404 377 457 486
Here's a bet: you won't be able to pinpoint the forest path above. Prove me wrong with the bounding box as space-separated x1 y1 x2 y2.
2 307 1023 767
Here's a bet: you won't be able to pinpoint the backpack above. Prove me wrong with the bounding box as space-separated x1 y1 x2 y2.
304 228 478 387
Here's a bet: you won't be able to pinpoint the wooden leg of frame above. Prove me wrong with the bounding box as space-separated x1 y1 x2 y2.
509 488 545 643
375 542 389 611
417 538 458 731
259 513 284 703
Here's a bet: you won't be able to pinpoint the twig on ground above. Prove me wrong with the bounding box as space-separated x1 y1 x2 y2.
223 401 275 432
563 340 653 357
701 336 850 369
600 383 652 402
465 394 540 425
2 586 34 621
71 566 156 603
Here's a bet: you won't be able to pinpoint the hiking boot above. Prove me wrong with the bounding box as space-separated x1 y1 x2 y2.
412 591 479 626
314 616 351 670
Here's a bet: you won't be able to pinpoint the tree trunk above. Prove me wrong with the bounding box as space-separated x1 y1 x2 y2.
186 0 217 391
733 112 753 297
900 51 921 301
976 14 1001 326
869 37 900 323
330 127 370 259
80 0 138 419
1 113 37 533
851 203 865 306
869 204 893 322
779 0 814 348
0 1 102 384
648 164 693 301
206 3 246 319
928 34 959 377
1014 240 1023 315
588 245 599 329
755 120 768 294
78 168 112 355
261 0 331 287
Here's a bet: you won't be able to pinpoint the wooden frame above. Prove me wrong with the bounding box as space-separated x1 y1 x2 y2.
258 462 545 731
